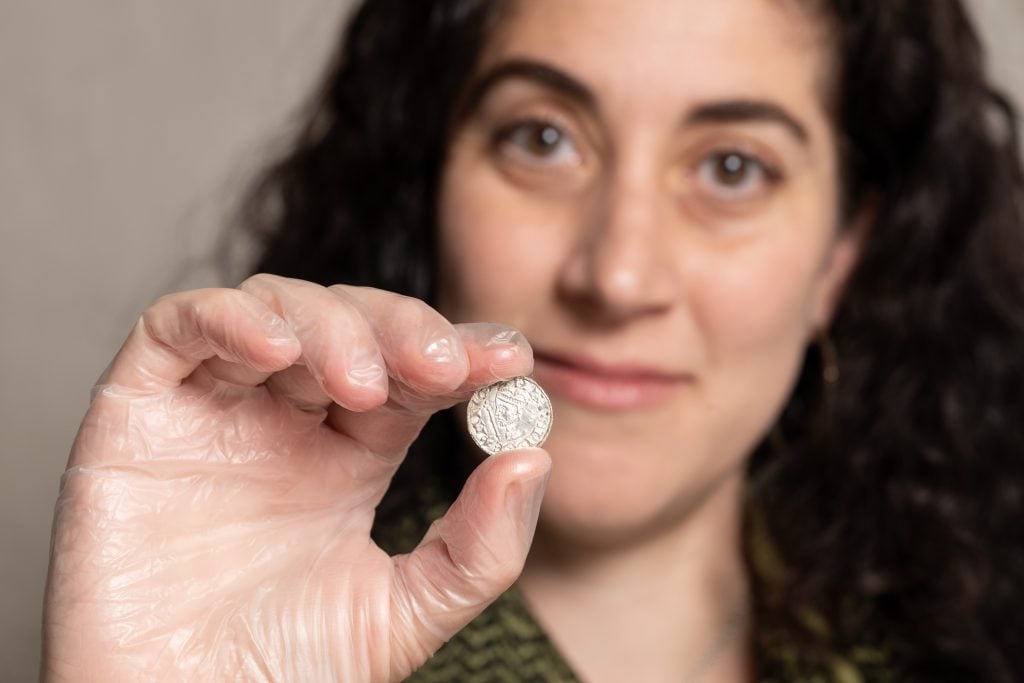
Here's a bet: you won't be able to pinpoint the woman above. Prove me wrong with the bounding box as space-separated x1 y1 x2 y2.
43 0 1024 681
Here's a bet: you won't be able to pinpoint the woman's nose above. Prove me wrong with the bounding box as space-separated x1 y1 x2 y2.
557 166 680 322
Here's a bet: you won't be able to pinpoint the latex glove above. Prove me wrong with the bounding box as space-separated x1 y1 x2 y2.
42 275 550 682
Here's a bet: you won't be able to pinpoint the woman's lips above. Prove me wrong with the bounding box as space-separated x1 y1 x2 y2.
531 351 693 411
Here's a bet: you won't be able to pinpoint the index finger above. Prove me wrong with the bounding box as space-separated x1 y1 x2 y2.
327 317 534 461
103 289 301 393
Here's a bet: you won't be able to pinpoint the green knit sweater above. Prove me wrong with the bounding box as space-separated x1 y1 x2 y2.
374 484 900 682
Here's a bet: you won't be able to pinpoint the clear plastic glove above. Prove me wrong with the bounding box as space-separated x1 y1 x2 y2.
42 275 551 682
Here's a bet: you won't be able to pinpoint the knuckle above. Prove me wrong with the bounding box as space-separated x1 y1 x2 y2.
390 293 451 333
239 274 320 305
325 283 355 298
140 289 243 348
330 286 438 320
325 286 389 332
145 291 187 319
195 287 243 316
239 272 286 292
147 288 227 318
327 284 384 319
488 559 521 590
139 294 184 338
240 275 325 320
404 295 444 324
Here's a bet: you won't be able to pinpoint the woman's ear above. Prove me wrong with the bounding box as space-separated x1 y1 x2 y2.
809 195 876 334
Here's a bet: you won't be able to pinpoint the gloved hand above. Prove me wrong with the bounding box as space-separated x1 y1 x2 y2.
42 275 551 682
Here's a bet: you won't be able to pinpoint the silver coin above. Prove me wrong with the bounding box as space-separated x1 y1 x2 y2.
466 376 553 455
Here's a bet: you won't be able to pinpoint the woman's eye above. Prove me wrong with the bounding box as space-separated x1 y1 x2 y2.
695 151 781 201
494 120 581 167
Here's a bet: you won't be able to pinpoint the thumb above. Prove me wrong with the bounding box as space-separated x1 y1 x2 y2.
389 449 550 657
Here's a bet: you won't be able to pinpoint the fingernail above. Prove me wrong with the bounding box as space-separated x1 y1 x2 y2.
347 362 386 388
461 324 529 352
347 348 387 390
463 324 531 365
486 329 528 365
486 328 523 347
422 334 461 364
262 313 298 346
506 470 549 550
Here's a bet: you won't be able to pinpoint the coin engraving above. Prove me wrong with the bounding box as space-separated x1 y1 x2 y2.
467 377 553 455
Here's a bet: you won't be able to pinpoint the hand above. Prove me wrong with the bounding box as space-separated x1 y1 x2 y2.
42 275 550 682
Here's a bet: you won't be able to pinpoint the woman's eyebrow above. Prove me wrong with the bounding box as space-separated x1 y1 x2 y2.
459 58 597 115
459 60 810 146
684 100 810 144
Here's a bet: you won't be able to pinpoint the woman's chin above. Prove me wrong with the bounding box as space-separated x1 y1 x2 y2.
531 438 733 552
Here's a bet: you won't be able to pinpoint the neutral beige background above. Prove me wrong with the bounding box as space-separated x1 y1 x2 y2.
1 2 355 679
1 1 1020 679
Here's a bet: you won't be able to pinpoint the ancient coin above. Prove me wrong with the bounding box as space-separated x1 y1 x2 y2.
466 376 553 455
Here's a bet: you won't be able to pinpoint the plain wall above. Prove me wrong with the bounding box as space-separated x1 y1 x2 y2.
0 2 354 679
1 1 1021 679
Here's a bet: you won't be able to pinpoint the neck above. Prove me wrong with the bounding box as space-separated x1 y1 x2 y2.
517 472 754 683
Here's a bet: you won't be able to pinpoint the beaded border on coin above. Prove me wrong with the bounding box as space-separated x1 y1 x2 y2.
466 377 553 455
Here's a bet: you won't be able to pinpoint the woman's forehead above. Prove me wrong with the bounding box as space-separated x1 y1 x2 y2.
480 0 834 128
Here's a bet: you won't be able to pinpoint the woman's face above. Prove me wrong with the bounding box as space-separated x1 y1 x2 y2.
438 0 861 544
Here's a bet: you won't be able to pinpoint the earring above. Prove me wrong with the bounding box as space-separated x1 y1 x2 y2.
817 329 840 385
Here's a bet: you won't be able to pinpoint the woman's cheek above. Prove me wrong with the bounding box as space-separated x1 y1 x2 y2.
439 169 567 324
692 241 818 368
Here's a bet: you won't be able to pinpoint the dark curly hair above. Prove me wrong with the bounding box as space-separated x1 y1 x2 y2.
234 1 1024 679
